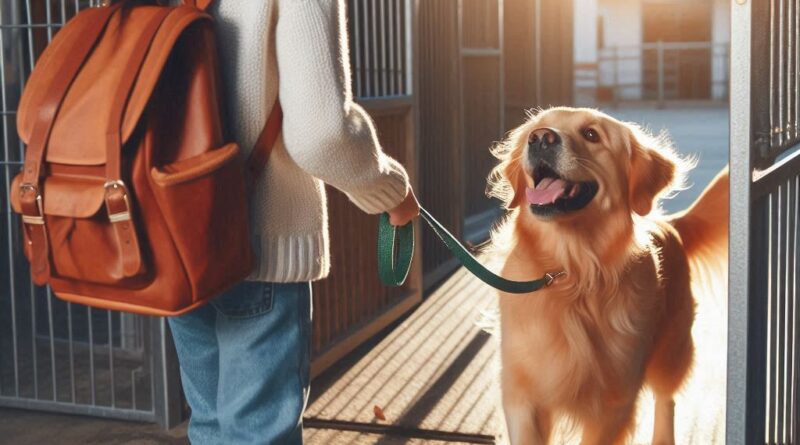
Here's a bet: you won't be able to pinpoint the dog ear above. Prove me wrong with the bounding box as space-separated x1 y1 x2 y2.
488 127 530 209
503 159 527 208
627 128 677 216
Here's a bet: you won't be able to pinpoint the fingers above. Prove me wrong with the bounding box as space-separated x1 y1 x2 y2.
388 189 420 226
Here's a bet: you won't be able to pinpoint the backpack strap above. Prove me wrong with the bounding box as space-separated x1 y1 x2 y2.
245 101 283 190
177 0 281 190
103 7 173 278
18 3 124 281
182 0 214 11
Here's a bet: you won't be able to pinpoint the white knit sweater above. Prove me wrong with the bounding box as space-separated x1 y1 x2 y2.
204 0 410 282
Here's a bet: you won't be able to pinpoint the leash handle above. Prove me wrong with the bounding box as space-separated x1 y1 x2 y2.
378 206 555 293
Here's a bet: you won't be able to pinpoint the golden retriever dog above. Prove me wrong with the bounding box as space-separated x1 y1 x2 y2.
487 107 728 445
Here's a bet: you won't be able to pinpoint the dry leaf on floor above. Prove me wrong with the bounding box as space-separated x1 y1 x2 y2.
373 404 386 421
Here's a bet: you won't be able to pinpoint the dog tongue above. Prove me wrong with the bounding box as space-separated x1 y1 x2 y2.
526 178 569 205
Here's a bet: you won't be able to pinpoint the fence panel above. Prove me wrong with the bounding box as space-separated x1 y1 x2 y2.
417 0 463 285
460 0 503 228
0 0 181 427
729 0 800 443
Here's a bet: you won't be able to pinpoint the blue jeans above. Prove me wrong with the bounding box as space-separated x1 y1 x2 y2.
168 281 312 445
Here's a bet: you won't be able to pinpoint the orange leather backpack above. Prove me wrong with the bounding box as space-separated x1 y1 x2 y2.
9 0 281 316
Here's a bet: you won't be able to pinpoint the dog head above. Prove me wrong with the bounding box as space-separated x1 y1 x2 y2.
489 107 686 222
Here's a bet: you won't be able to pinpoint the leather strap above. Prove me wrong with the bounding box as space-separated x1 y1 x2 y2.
182 0 214 11
103 7 173 278
378 206 564 293
19 3 124 281
245 101 283 190
181 0 280 191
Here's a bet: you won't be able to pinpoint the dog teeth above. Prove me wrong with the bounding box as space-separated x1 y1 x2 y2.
568 183 580 198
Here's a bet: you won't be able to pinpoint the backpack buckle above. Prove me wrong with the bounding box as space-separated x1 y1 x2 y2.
19 183 45 226
104 180 132 223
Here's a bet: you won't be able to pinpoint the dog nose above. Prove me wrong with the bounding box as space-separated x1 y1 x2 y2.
528 128 561 151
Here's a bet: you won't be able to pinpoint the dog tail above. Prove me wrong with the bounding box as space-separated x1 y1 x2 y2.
668 167 729 304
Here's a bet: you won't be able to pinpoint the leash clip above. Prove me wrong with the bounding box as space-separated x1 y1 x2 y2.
544 271 566 287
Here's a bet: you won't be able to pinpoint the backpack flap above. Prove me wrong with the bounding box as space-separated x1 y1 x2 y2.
17 6 215 166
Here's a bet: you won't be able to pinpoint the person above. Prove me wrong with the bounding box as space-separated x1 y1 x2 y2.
166 0 420 443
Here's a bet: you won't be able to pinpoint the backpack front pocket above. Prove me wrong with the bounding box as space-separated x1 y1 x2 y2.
10 173 147 285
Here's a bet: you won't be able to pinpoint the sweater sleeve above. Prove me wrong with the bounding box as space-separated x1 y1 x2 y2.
275 0 410 214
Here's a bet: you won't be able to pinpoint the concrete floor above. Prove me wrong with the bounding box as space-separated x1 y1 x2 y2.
0 106 729 444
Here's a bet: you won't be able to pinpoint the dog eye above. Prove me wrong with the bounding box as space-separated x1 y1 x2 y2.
582 128 600 143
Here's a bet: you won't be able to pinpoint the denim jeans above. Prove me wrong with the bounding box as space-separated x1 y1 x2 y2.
168 281 312 445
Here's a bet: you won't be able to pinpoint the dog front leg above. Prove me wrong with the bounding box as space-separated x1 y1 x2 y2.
502 400 552 445
651 396 675 445
579 402 636 445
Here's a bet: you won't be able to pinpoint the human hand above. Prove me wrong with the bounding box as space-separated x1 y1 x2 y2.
387 188 420 226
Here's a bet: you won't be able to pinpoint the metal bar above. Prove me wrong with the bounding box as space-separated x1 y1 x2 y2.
0 396 157 422
612 46 618 107
30 281 38 399
497 0 504 134
108 310 115 408
387 0 396 95
131 367 138 411
784 175 797 442
656 41 665 108
769 192 778 445
796 0 799 143
0 0 21 398
47 288 57 401
378 0 386 97
61 0 68 28
370 0 378 97
24 0 36 71
45 0 53 41
352 0 363 98
67 303 76 403
88 306 96 405
774 184 785 443
728 0 760 442
792 176 799 443
404 0 412 95
781 0 788 149
460 48 501 57
787 0 794 140
0 23 68 29
534 0 542 104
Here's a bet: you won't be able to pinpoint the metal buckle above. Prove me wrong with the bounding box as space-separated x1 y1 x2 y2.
104 180 132 223
544 271 566 286
19 183 45 226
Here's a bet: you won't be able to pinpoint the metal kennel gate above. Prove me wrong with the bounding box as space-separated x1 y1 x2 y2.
729 0 800 443
0 0 182 427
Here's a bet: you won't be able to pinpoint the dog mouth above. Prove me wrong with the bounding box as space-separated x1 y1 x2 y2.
527 162 598 217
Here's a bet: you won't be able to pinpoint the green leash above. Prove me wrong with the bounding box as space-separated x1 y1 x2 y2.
378 207 564 293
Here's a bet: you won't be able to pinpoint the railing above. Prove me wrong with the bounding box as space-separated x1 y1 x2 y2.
576 41 729 107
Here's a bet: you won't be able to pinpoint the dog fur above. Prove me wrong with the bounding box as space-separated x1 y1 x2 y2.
487 107 728 445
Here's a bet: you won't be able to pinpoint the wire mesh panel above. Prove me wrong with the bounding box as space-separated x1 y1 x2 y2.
0 0 179 426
